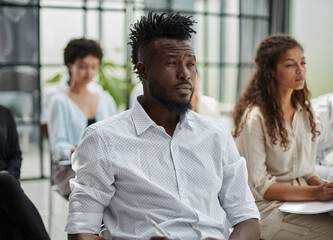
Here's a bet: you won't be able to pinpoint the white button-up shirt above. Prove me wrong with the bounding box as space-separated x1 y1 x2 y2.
65 97 259 240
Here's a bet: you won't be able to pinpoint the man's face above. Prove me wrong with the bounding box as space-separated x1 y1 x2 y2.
144 38 197 114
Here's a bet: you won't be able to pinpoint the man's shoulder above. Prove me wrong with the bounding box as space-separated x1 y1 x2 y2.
189 111 230 134
90 110 131 133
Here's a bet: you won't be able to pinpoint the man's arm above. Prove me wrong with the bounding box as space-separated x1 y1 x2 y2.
68 233 105 240
229 218 260 240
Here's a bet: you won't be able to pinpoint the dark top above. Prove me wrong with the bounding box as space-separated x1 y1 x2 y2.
87 118 96 126
0 105 22 179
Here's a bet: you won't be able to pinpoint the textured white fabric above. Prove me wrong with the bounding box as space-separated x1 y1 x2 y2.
65 97 259 240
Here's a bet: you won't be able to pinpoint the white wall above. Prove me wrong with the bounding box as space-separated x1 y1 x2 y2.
290 0 333 98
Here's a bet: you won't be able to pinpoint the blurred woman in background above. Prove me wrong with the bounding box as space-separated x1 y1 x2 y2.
233 34 333 240
48 38 117 197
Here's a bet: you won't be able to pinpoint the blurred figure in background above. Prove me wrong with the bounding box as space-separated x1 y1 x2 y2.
41 42 104 139
0 105 49 240
311 93 333 181
48 38 117 197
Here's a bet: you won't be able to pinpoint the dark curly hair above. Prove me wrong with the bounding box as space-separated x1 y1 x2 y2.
64 38 103 66
232 34 319 150
128 11 196 76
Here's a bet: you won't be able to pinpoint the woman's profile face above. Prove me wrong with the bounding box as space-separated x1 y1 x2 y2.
68 54 100 86
272 47 306 92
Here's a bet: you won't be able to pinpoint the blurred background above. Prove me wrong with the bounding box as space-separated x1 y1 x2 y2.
0 0 332 237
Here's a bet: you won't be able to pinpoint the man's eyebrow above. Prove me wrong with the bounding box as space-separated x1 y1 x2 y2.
165 53 196 59
187 54 196 59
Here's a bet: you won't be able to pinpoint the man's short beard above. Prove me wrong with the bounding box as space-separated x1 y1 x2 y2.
149 80 193 115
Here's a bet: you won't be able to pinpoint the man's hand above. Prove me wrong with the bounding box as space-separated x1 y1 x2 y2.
71 143 79 155
150 237 216 240
150 238 180 240
229 218 260 240
68 233 105 240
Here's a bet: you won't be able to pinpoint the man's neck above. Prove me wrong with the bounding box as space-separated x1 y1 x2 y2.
141 97 180 137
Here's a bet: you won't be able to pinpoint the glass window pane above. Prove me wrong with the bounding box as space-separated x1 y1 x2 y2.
241 0 269 16
220 0 239 15
192 14 204 65
1 0 39 5
87 0 100 8
144 0 168 9
221 66 238 103
102 11 125 64
40 9 84 64
19 124 42 178
102 0 125 9
240 18 268 63
206 66 220 100
0 66 39 122
172 0 194 11
87 10 100 40
0 7 38 64
239 66 255 92
207 15 221 63
40 0 84 7
221 17 239 63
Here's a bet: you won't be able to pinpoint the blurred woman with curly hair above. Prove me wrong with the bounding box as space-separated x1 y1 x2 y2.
233 34 333 240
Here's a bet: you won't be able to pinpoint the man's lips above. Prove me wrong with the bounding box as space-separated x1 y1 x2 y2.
175 84 192 94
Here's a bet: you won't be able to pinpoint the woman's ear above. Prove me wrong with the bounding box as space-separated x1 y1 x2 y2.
137 62 147 81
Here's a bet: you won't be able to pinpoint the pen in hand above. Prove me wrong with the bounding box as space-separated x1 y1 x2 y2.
149 218 171 238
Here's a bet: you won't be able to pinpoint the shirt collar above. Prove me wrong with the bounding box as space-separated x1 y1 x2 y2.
295 103 303 113
131 95 193 136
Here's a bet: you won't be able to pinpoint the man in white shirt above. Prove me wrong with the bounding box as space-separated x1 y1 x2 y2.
311 93 333 181
65 11 260 240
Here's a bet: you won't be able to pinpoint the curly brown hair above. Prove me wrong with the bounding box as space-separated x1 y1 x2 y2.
232 34 319 150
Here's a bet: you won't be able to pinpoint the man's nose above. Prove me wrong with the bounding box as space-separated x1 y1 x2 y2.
176 64 190 80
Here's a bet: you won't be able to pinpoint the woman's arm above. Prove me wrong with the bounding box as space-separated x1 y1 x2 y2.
263 181 333 201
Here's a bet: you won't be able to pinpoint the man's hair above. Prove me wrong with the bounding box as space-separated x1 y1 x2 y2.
64 38 103 66
128 11 196 74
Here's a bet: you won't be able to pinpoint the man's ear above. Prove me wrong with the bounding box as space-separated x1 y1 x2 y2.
137 62 147 81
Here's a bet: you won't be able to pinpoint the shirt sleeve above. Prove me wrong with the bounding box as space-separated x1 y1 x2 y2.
48 97 73 160
218 130 260 227
235 111 277 200
65 126 115 234
6 109 22 179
